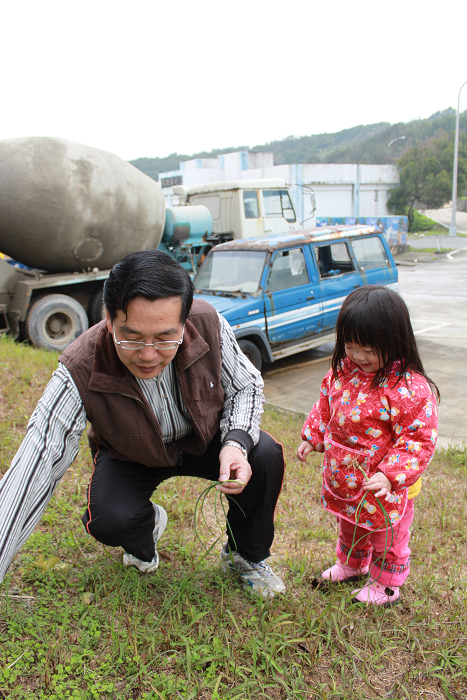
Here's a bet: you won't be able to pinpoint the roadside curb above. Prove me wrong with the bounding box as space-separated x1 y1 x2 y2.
264 402 307 420
447 246 467 260
394 247 467 265
436 436 466 451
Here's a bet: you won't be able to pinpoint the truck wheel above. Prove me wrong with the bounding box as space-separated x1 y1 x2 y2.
26 294 89 351
88 288 106 326
238 339 262 371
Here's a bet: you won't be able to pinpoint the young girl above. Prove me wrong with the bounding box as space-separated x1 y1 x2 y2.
297 285 439 606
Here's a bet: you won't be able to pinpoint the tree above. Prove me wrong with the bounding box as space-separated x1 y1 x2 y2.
387 131 467 231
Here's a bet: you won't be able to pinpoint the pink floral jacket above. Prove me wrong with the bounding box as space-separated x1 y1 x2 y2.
301 358 438 530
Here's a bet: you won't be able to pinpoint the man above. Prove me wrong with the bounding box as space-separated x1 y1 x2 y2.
0 250 285 597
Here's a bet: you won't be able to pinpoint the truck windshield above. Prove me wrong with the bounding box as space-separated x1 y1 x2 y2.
194 250 267 294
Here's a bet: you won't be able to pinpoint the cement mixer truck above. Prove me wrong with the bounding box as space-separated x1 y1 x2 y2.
0 137 212 351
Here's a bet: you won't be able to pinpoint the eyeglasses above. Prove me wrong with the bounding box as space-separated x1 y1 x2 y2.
113 327 184 352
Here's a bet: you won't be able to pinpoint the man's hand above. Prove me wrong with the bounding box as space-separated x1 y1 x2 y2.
362 471 392 499
296 440 324 462
218 446 252 495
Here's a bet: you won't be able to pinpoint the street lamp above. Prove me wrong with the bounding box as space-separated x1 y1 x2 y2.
387 135 406 163
449 80 467 236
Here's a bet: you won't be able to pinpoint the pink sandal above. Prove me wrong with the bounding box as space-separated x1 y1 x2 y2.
321 561 369 582
352 578 400 606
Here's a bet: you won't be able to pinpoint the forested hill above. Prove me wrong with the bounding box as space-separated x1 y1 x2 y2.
130 108 467 181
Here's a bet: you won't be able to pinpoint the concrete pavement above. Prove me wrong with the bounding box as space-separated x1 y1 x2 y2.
263 249 467 449
407 233 467 252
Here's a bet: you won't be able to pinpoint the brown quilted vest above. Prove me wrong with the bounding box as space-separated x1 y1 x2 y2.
59 299 224 467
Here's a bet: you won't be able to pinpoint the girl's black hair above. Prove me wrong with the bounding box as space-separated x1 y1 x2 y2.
331 285 440 400
103 249 194 324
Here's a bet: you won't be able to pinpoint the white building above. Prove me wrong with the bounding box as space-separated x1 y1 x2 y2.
159 151 399 227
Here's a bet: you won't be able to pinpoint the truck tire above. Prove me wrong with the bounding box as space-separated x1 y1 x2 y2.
238 339 262 371
88 288 106 326
26 294 89 351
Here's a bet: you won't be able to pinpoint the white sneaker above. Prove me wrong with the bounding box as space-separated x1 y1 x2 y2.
220 544 286 598
123 503 168 573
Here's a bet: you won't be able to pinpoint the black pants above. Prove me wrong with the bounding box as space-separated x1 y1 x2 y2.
81 431 284 564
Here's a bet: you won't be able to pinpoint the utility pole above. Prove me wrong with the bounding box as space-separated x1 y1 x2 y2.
449 80 467 236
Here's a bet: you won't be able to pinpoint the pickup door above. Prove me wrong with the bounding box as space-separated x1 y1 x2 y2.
312 239 364 331
264 247 322 346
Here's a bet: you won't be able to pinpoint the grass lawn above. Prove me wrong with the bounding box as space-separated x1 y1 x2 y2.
409 228 448 237
409 212 448 237
0 335 465 699
406 247 450 255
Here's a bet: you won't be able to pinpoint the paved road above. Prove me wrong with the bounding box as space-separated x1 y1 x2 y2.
263 249 467 449
422 206 467 235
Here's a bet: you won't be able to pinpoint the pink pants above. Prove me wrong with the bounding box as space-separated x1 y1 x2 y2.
336 498 415 587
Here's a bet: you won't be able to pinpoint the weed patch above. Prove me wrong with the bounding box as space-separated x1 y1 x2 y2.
0 338 466 698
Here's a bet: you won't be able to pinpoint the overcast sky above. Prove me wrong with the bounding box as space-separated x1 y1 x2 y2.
2 0 466 162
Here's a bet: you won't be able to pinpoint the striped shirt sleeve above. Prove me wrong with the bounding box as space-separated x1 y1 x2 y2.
0 363 86 582
218 312 264 448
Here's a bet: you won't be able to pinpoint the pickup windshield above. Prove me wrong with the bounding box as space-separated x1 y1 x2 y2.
194 250 267 294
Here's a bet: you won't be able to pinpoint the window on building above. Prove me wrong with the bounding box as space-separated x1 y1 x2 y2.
161 175 183 188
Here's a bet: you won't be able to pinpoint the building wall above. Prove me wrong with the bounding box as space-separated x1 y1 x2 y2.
159 152 399 220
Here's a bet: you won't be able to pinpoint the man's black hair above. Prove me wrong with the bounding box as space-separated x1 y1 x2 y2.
331 285 440 400
103 249 194 323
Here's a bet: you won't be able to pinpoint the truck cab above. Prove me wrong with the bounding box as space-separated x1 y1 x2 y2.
174 179 303 244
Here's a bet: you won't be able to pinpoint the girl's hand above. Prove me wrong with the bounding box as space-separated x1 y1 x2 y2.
362 471 392 499
296 441 324 462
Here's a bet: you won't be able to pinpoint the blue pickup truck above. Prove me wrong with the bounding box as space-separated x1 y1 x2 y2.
193 225 398 371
